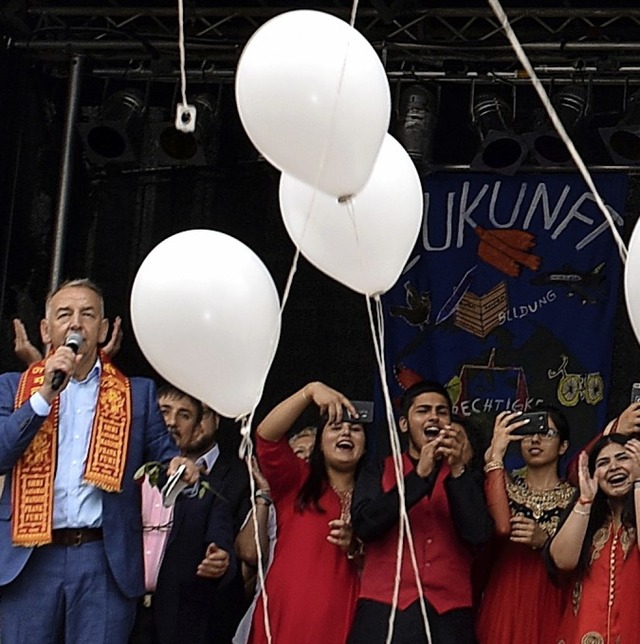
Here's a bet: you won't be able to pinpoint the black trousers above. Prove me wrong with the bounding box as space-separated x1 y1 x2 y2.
347 598 476 644
129 596 158 644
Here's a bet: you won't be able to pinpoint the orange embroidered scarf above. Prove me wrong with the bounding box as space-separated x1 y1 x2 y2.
11 352 132 546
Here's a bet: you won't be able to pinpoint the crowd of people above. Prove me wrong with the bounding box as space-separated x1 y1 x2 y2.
1 277 640 643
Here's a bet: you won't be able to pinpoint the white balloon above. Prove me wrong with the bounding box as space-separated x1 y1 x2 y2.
279 134 423 296
625 218 640 347
131 230 281 418
236 9 390 199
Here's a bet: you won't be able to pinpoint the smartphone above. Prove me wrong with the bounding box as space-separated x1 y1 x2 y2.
509 411 548 436
631 383 640 404
344 400 374 424
160 463 188 508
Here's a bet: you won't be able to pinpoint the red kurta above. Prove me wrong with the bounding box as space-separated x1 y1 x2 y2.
556 522 640 644
248 435 360 644
475 473 575 644
476 539 569 643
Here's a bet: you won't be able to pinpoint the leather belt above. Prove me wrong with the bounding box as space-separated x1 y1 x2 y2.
51 528 103 547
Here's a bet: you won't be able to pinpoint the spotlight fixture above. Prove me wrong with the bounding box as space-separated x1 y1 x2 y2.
78 89 145 165
470 93 527 175
146 94 219 167
525 85 588 167
395 84 439 174
600 89 640 165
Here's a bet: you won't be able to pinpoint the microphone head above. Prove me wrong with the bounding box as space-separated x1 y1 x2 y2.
65 332 84 353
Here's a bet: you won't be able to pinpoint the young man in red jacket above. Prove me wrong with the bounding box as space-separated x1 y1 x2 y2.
349 380 492 643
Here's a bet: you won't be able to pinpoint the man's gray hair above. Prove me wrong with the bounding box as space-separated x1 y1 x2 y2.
45 278 105 317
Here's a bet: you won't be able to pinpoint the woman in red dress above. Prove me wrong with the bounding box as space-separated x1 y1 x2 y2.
248 381 367 644
475 407 575 644
548 434 640 644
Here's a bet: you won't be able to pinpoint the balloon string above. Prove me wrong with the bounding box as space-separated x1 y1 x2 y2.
176 0 189 108
280 246 300 314
365 296 432 644
288 4 364 307
487 0 628 264
239 417 273 644
374 296 432 644
303 6 359 201
344 198 369 303
349 0 360 27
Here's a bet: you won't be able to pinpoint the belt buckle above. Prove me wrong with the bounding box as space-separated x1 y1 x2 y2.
71 529 83 547
143 593 153 608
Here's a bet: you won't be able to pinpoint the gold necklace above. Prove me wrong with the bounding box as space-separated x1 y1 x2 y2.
331 484 353 522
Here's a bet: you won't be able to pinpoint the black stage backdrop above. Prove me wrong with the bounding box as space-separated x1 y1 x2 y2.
1 55 640 457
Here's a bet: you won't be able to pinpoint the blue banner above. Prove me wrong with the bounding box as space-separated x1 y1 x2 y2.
382 172 628 456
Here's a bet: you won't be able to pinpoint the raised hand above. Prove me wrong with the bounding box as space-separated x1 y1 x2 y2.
304 382 357 426
416 436 441 479
485 410 526 464
13 318 43 366
250 455 270 493
616 403 640 436
577 450 598 503
102 315 123 358
626 438 640 481
436 423 467 477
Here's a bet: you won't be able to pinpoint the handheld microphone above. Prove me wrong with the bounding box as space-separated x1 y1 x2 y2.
51 332 84 391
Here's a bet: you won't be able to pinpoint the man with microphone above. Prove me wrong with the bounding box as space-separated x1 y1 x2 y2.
0 278 200 644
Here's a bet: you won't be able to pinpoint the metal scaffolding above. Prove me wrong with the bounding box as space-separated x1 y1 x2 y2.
3 4 640 84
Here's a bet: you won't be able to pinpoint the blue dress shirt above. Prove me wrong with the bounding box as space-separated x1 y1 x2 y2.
30 359 103 528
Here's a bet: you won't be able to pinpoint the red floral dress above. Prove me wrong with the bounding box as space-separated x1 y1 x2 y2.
555 521 640 644
475 472 575 644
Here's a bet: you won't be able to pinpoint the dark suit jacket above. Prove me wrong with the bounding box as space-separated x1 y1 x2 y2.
0 372 179 598
208 450 251 535
153 468 237 644
208 449 252 644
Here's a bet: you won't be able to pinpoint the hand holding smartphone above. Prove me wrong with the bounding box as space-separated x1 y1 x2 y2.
343 400 374 424
509 411 548 436
161 463 188 508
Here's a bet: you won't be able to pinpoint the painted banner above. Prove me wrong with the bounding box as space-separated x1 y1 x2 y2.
381 172 628 459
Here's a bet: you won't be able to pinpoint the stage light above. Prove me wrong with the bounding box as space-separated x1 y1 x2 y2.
525 85 588 167
600 89 640 164
146 94 219 168
78 89 145 165
470 93 527 175
395 84 439 174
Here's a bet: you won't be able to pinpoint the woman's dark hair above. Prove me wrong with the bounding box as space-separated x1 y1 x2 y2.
295 414 367 513
539 404 571 444
570 434 636 578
